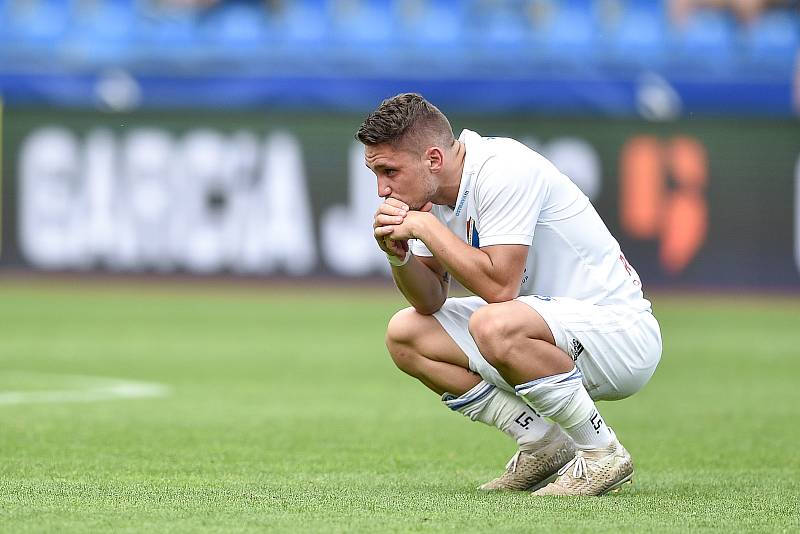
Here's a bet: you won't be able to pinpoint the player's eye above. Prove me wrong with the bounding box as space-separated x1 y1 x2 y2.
385 169 397 177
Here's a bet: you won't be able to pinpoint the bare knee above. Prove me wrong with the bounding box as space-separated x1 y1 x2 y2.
468 304 518 367
385 307 426 374
470 302 571 383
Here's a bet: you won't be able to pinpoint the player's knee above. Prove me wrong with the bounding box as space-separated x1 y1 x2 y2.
468 304 517 365
385 307 424 373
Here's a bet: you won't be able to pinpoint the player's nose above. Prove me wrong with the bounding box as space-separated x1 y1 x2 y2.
377 182 391 198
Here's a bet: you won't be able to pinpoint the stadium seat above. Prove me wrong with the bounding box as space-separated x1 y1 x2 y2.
394 0 464 46
599 2 667 69
199 4 270 65
667 9 737 74
0 0 69 59
63 1 137 67
329 0 393 44
270 0 330 70
466 4 530 68
327 0 394 68
539 4 597 67
133 10 206 69
390 0 467 74
741 10 799 73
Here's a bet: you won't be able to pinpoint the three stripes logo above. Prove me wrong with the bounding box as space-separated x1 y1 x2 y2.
569 339 584 362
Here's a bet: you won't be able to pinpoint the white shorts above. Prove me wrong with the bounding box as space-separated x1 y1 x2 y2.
433 295 662 401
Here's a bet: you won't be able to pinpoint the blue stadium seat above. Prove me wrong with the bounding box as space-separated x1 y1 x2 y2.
471 5 528 63
199 3 270 64
133 8 203 67
329 0 393 45
540 5 597 66
64 1 137 66
391 0 467 73
741 11 799 73
600 2 667 68
0 0 69 58
668 9 737 74
327 0 394 68
395 0 464 46
272 0 329 67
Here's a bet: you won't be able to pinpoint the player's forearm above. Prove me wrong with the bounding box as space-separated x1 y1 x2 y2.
391 257 448 315
418 222 519 303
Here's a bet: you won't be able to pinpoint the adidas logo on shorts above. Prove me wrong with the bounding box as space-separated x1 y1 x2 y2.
569 339 585 361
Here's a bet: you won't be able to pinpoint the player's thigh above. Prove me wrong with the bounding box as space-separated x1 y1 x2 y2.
386 307 471 368
468 300 556 347
516 295 662 401
431 296 516 393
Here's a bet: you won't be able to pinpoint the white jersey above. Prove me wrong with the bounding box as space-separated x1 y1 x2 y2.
411 129 650 312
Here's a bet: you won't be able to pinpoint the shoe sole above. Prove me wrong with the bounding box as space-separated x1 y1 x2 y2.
477 469 558 493
532 469 635 497
602 471 634 495
478 468 562 493
478 467 561 493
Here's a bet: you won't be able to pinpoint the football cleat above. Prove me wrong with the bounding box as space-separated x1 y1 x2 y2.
532 429 634 496
479 425 576 491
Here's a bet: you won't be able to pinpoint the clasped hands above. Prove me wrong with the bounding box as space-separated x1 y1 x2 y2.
373 198 434 259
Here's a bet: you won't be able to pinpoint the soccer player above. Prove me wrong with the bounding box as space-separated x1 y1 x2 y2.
356 93 662 496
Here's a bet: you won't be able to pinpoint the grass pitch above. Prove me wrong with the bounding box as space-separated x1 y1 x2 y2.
0 280 798 533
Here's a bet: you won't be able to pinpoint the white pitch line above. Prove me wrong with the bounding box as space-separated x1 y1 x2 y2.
0 372 171 406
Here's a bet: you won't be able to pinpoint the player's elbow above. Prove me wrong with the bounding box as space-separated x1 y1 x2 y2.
411 294 446 316
412 302 443 316
482 286 518 304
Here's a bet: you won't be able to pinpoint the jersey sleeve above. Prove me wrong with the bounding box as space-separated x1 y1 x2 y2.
409 238 434 257
474 156 547 247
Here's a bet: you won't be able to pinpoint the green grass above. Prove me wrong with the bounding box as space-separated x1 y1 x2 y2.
0 280 798 533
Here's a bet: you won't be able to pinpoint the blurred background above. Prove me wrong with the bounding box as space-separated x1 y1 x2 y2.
0 0 798 286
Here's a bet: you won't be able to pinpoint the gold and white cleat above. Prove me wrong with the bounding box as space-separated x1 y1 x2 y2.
532 430 634 496
479 426 576 491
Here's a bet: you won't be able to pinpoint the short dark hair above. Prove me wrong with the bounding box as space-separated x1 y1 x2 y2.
355 93 455 151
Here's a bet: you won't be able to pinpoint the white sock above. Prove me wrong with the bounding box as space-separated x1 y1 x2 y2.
514 367 613 450
442 380 554 447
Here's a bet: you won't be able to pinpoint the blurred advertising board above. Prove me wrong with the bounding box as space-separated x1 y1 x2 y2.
1 108 798 288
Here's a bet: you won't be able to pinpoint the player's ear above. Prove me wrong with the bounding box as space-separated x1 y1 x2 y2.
426 146 444 172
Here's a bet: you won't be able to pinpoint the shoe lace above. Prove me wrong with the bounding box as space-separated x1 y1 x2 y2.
556 452 594 483
505 451 522 473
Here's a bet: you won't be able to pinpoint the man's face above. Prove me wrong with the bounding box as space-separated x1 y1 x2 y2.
364 142 437 210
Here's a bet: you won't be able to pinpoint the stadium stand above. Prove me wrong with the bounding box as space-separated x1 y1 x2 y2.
0 0 796 113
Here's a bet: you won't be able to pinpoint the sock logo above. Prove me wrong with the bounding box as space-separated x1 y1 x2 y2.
589 411 604 434
514 412 537 429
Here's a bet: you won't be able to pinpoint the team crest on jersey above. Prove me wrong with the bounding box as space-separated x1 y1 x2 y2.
466 218 480 248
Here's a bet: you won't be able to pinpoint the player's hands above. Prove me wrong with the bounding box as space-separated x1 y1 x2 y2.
374 200 434 251
374 198 410 259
